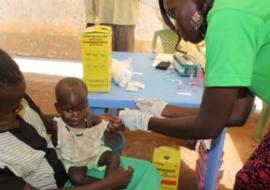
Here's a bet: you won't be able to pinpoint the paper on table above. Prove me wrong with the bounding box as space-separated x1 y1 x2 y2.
126 81 145 92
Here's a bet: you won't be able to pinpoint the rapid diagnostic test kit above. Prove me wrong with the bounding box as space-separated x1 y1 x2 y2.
172 53 198 77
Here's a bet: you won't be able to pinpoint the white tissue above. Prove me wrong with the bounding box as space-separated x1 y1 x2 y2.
126 81 145 92
112 58 145 91
112 58 133 88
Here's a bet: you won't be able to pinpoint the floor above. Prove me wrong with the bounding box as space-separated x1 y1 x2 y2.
23 71 264 190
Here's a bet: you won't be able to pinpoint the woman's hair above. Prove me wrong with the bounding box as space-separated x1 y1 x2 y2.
55 77 88 102
0 49 23 87
158 0 175 31
158 0 214 39
158 0 182 52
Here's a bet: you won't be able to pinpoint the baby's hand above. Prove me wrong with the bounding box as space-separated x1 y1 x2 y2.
106 166 133 189
100 114 124 132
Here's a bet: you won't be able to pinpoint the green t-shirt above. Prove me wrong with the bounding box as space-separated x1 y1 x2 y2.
205 0 270 105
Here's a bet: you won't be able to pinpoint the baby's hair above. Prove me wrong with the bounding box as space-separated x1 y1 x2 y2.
0 49 23 87
55 77 87 102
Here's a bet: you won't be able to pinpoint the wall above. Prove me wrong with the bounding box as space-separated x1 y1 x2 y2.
0 1 162 60
0 0 86 59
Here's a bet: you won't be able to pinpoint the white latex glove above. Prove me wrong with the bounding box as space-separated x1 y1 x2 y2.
136 98 168 117
119 109 153 131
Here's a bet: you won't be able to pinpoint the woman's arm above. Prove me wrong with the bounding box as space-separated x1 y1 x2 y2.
148 87 254 139
226 88 254 126
161 87 254 125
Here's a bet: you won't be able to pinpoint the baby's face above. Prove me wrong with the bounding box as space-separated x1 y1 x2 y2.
57 88 88 128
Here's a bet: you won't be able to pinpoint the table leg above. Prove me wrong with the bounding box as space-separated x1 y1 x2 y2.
204 128 227 190
107 108 119 116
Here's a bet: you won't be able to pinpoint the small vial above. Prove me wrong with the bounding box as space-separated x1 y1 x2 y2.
177 79 183 90
189 73 197 92
197 65 205 86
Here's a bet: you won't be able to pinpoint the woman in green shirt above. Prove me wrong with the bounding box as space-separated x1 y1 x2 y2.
119 0 270 189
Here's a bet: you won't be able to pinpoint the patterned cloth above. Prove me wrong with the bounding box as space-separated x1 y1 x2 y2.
64 156 162 190
0 130 57 190
0 97 68 190
234 130 270 189
18 99 53 148
54 117 110 168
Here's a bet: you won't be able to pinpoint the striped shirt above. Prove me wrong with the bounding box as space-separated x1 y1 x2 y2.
0 95 68 190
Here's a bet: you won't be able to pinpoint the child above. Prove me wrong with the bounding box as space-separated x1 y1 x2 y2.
53 77 121 186
0 48 161 190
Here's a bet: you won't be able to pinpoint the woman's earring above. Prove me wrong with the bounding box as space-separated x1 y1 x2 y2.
190 11 203 31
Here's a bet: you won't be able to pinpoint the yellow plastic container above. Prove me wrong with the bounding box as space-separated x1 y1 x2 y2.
153 146 181 190
81 25 112 92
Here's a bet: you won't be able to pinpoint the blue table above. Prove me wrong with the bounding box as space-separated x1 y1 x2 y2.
88 52 226 190
88 52 203 109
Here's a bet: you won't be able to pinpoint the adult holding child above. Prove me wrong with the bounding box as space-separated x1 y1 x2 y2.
0 49 161 190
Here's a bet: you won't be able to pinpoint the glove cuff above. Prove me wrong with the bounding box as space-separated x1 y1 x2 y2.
137 112 153 132
153 101 168 117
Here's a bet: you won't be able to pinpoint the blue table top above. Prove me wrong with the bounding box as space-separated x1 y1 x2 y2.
88 52 203 109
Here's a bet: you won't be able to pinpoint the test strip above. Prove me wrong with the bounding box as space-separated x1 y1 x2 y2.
176 92 192 96
132 72 144 75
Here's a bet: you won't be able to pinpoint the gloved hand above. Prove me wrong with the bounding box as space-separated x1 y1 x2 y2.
100 113 124 132
136 98 168 117
119 109 153 131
